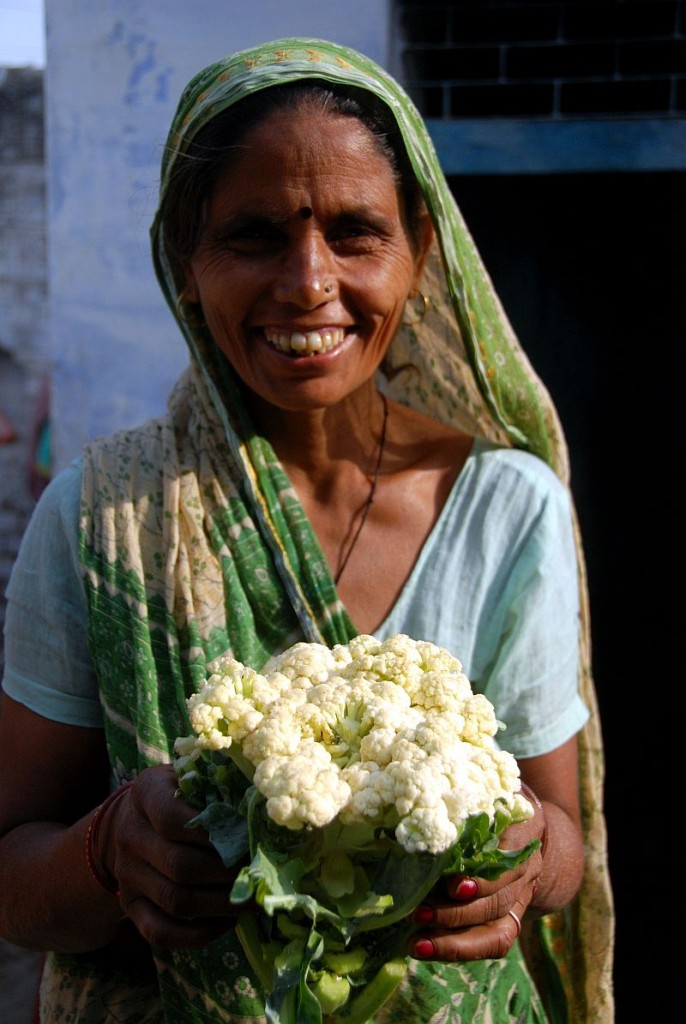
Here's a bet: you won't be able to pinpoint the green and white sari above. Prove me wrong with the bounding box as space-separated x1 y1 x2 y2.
41 38 613 1024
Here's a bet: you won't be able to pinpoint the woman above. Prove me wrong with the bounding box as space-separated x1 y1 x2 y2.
0 38 613 1024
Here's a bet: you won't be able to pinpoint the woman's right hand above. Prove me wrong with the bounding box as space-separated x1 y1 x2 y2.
96 764 244 949
0 699 244 953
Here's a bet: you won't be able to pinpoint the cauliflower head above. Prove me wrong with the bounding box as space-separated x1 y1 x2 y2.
175 634 532 853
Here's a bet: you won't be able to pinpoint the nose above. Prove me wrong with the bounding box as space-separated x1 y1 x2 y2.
272 231 336 308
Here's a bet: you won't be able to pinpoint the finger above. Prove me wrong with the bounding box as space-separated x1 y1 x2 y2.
118 859 242 922
444 859 534 902
116 831 237 894
450 876 479 900
425 880 523 932
123 895 237 950
129 768 210 844
411 905 523 964
116 786 233 878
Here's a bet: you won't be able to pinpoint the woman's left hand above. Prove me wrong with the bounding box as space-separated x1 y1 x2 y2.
409 811 544 962
409 738 585 963
409 828 541 963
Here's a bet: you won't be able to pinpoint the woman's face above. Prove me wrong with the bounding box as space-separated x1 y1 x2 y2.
184 106 430 413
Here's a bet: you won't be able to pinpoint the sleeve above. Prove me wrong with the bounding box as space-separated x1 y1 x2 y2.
476 453 590 758
1 458 103 728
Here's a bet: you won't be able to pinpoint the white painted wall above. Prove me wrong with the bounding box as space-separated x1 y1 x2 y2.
45 0 391 471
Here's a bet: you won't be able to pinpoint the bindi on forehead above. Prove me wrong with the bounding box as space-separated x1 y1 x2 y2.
299 206 313 219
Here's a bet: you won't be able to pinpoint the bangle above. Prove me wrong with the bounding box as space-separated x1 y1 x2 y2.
85 782 133 896
519 782 548 860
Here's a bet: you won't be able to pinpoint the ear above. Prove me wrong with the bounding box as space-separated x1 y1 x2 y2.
411 210 434 291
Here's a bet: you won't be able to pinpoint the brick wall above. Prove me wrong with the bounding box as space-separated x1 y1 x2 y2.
396 0 686 118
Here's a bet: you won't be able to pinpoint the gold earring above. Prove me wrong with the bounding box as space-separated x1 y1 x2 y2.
175 291 201 327
175 291 189 322
402 291 430 326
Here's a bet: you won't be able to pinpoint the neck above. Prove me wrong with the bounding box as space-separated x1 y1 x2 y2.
252 387 385 483
335 390 388 584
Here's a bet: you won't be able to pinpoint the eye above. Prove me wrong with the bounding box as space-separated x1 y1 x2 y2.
329 212 397 254
328 216 388 254
210 217 285 255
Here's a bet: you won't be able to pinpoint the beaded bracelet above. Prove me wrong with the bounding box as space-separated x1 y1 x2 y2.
519 782 549 860
85 782 133 896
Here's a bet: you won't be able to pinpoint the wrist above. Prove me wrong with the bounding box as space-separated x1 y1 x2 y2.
85 782 133 897
519 781 548 861
519 782 549 909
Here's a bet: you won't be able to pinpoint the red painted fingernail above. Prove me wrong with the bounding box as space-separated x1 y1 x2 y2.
413 939 436 959
413 905 434 924
455 878 478 899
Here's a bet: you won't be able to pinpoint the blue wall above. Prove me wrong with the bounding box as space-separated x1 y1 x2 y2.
45 0 390 470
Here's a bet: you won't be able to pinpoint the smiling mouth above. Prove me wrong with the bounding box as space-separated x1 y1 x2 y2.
263 327 346 356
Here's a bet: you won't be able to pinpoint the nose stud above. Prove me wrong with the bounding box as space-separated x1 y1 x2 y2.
324 283 334 294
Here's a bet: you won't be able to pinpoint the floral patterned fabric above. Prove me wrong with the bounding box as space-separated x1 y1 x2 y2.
42 36 613 1024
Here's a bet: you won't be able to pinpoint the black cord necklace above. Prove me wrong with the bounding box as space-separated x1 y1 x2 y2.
335 391 389 585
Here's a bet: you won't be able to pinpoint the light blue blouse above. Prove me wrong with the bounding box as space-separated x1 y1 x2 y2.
2 439 589 759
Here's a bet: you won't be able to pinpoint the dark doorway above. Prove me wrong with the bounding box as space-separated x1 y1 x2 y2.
451 169 683 1020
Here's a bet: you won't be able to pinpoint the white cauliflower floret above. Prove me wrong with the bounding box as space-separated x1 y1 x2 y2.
204 659 289 709
339 633 378 661
408 710 466 755
242 694 334 766
407 669 472 712
358 703 423 766
263 642 337 687
241 705 305 764
185 681 262 750
306 678 369 721
339 761 399 824
329 641 355 670
184 659 295 750
302 680 370 766
340 634 425 694
441 745 523 823
395 805 459 855
384 753 451 818
460 693 501 746
303 678 408 767
511 790 535 821
253 742 351 829
413 638 465 675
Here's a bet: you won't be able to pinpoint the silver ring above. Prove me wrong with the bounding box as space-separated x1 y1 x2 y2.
507 908 522 938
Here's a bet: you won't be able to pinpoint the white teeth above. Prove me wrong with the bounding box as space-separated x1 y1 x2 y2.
264 327 344 355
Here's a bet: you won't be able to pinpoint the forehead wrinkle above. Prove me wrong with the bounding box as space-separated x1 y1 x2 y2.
206 112 404 231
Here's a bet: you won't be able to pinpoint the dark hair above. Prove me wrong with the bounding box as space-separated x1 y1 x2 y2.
159 81 425 283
